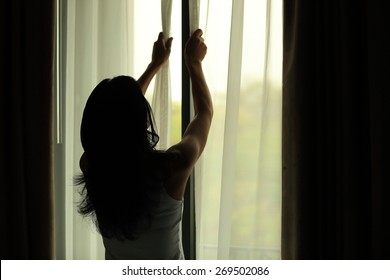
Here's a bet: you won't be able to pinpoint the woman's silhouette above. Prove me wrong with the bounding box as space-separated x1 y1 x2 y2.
76 29 212 260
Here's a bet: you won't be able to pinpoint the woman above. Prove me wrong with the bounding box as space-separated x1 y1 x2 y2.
76 29 212 260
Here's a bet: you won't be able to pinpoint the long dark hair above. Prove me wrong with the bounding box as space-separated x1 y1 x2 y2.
75 75 163 240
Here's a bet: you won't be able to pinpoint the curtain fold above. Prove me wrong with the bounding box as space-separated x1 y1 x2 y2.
197 0 282 259
189 0 200 34
217 0 245 260
152 0 173 149
282 0 390 259
0 0 55 259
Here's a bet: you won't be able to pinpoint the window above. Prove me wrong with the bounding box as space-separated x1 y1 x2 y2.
55 0 282 260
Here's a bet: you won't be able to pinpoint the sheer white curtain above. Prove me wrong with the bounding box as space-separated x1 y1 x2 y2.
196 0 283 259
152 0 173 149
60 0 168 259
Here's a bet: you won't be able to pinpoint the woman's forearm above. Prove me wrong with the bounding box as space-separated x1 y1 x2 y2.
137 63 160 95
188 63 213 117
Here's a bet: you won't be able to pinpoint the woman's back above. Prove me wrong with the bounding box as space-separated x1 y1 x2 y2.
103 186 184 260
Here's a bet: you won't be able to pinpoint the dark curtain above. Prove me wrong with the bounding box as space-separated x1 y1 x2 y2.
282 0 390 259
0 0 55 259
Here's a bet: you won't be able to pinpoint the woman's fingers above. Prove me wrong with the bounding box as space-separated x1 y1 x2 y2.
166 37 173 51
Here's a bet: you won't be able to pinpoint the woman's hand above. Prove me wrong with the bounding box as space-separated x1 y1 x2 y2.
138 32 173 94
184 29 207 68
151 32 173 69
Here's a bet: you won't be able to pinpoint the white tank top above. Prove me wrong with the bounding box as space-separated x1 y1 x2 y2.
102 187 184 260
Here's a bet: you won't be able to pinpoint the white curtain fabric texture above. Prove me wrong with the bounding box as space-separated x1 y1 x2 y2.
151 0 173 150
195 0 282 259
60 0 282 260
